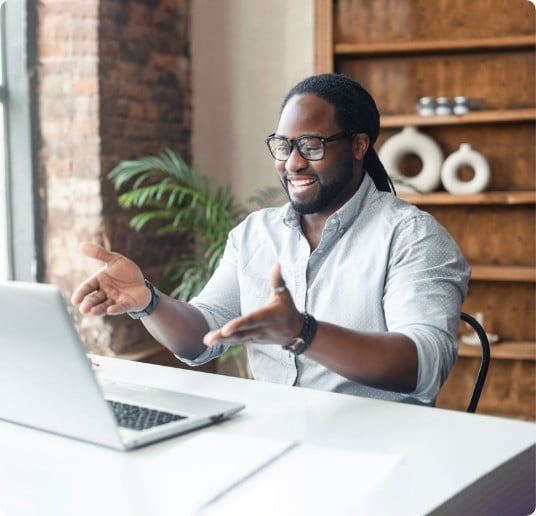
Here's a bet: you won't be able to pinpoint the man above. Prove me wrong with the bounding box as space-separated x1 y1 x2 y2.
72 74 470 406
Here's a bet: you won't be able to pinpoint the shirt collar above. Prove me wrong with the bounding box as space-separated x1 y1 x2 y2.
282 171 376 232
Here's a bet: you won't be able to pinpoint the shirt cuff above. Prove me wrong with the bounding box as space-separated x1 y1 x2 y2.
397 326 456 404
174 341 228 367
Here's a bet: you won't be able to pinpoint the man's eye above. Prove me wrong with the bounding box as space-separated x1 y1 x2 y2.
271 141 287 150
301 140 322 152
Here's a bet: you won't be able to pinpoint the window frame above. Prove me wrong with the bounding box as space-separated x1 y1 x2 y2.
0 4 8 279
2 0 39 281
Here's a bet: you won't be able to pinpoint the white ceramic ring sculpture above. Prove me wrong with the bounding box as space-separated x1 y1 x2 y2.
378 126 443 193
441 143 490 195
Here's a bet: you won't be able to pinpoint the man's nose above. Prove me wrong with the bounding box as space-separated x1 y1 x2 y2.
285 146 307 173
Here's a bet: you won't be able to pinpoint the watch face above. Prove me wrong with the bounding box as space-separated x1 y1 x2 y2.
288 337 305 352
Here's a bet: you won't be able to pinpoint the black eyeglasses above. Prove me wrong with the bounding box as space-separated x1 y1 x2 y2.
264 131 350 161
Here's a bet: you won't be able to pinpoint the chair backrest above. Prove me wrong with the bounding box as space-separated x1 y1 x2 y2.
460 312 491 413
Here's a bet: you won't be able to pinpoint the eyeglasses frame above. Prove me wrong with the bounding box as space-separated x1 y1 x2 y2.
264 131 352 161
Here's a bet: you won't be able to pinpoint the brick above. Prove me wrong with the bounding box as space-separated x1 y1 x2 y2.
145 102 159 121
128 102 145 119
38 43 68 58
44 158 73 178
128 3 152 24
150 53 179 73
121 42 150 65
74 96 98 119
73 77 99 95
72 118 99 137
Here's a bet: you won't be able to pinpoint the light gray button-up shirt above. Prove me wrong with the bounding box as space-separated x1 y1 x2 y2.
180 173 470 405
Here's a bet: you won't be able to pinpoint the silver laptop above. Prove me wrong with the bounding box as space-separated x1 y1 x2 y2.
0 281 245 451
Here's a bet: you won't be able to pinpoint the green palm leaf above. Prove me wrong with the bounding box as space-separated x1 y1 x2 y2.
109 149 285 373
109 149 252 299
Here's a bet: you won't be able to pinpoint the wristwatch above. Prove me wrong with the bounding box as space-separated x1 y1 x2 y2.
283 312 317 355
127 279 161 319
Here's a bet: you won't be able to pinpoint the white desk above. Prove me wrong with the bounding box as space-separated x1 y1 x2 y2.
0 356 534 516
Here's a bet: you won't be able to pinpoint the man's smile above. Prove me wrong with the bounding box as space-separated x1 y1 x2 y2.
286 175 318 193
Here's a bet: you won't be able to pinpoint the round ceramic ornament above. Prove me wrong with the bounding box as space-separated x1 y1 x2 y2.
441 143 490 195
378 126 443 193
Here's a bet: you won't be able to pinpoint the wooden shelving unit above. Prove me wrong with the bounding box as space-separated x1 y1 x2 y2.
399 191 536 205
335 34 536 56
316 0 536 419
459 341 536 361
469 265 535 283
381 108 536 128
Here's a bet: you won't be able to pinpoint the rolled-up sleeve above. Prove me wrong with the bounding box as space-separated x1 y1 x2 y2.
175 231 243 366
383 214 470 403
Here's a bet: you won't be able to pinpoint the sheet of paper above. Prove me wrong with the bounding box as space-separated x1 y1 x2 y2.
133 432 299 516
0 427 401 516
196 435 402 516
0 426 296 516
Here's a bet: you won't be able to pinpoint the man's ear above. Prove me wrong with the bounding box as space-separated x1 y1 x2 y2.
352 133 370 160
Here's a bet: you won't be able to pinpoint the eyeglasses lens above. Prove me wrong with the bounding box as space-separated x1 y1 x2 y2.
267 136 325 161
298 137 324 160
268 138 291 160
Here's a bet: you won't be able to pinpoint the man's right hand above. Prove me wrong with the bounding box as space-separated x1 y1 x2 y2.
71 242 151 316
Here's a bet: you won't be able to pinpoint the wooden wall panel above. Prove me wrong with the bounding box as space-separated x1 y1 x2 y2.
315 0 334 73
337 50 535 114
422 205 535 266
377 125 535 191
462 282 535 341
437 357 536 420
334 0 535 43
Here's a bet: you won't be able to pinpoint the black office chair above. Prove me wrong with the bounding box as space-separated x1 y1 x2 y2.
460 312 491 413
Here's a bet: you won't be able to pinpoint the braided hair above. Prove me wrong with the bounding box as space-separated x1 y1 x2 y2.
282 73 395 194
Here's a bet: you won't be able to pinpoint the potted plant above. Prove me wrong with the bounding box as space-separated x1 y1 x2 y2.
109 149 284 377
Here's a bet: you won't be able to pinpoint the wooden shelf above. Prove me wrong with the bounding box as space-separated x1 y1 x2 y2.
399 191 536 206
335 34 536 56
380 108 535 127
458 341 536 360
320 0 536 420
470 265 535 283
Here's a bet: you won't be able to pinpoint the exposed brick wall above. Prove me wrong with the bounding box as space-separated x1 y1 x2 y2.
36 0 192 359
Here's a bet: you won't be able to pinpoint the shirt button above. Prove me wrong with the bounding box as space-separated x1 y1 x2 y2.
331 219 337 224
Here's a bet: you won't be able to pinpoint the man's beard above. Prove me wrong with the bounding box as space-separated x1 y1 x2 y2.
283 166 354 215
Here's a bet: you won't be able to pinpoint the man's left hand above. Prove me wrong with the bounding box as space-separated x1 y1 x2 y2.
203 263 304 347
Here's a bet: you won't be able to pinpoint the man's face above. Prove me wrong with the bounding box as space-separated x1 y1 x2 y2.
274 94 360 216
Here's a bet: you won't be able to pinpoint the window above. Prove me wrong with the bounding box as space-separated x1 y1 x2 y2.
2 0 37 281
0 4 8 280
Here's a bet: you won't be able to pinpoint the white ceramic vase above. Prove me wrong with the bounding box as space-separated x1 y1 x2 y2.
378 126 443 193
460 312 500 346
441 143 490 195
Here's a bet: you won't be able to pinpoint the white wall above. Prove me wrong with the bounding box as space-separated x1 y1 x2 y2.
192 0 315 202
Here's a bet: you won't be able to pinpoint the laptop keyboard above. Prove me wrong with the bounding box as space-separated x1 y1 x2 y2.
107 400 187 431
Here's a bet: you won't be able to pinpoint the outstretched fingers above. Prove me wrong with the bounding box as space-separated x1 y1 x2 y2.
72 242 122 308
71 276 100 305
77 286 110 314
79 242 117 265
89 298 115 316
204 263 294 347
270 263 286 293
203 311 269 346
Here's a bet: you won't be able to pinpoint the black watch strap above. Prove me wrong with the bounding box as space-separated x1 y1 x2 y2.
283 312 317 355
127 279 160 319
